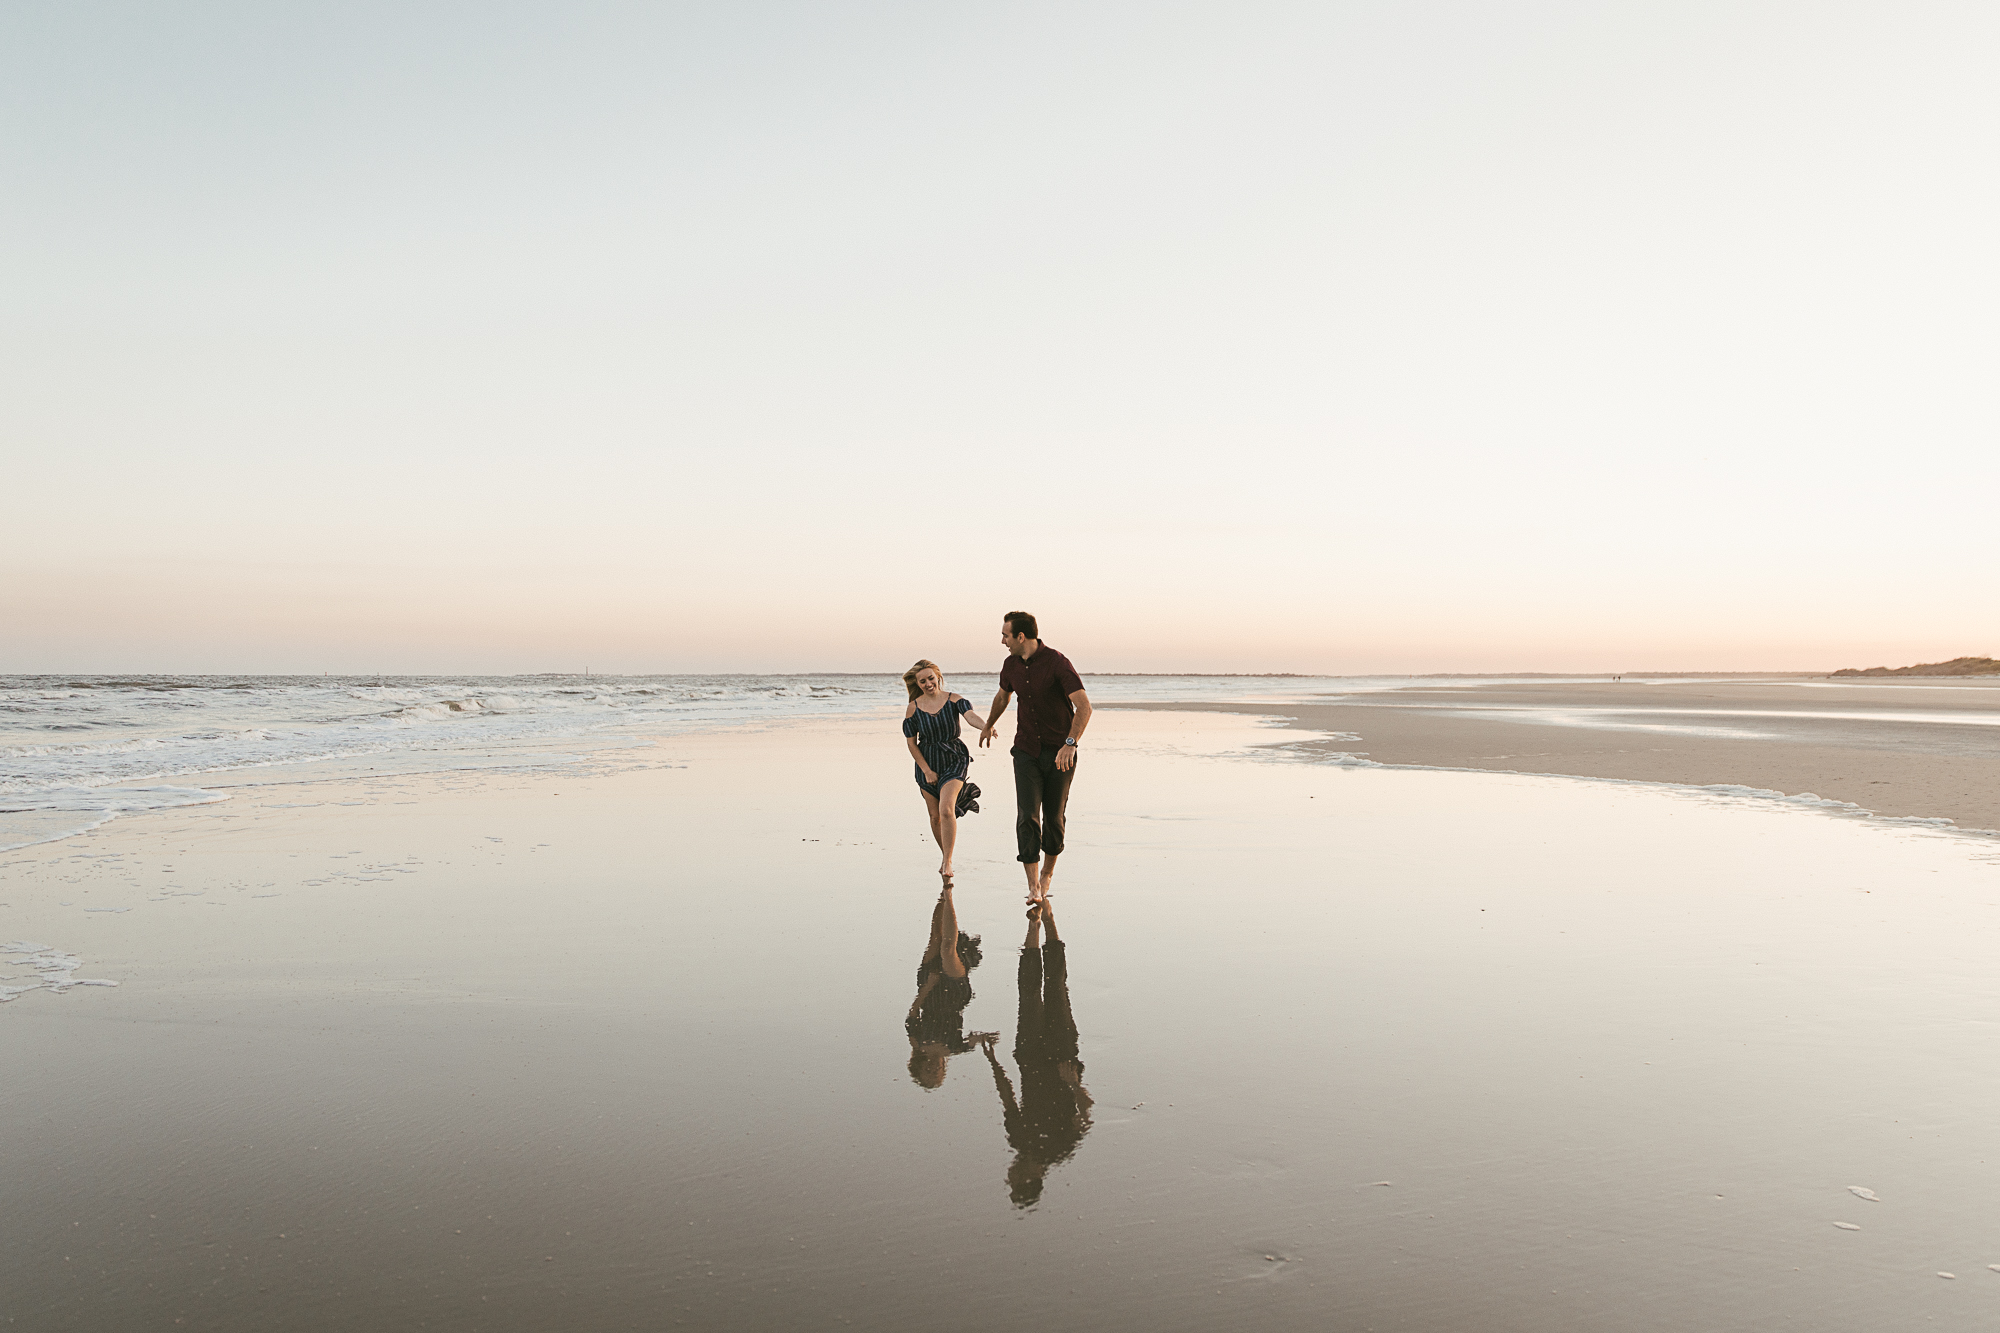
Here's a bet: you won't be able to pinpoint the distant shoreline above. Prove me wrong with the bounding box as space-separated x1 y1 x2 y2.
9 666 1993 682
1105 675 2000 835
1830 655 1999 678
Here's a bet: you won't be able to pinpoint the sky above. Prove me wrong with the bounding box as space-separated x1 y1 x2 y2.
4 1 1995 675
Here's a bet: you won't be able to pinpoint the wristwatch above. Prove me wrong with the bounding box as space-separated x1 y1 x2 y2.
1062 738 1078 747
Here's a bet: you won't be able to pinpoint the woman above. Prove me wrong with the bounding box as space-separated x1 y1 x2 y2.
905 882 990 1089
901 659 986 882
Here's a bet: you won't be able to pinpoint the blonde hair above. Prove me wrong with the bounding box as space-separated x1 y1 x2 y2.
903 659 942 702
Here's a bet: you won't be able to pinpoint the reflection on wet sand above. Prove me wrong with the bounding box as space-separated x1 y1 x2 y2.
982 899 1092 1208
905 883 989 1087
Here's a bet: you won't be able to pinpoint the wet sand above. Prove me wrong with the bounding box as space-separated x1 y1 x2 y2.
1112 677 2000 833
4 711 2000 1331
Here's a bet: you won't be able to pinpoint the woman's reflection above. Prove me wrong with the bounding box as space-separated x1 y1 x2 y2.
906 882 989 1088
980 899 1092 1207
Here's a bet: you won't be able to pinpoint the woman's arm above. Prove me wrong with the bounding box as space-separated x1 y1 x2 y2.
908 970 939 1022
903 703 936 782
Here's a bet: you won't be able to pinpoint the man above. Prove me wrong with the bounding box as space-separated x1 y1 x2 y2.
978 898 1090 1208
978 611 1091 904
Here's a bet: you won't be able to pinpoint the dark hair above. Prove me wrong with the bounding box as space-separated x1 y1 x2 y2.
1003 611 1038 640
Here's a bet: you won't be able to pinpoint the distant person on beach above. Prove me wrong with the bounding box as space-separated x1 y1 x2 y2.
977 612 1091 905
979 898 1091 1207
902 660 988 883
905 882 992 1088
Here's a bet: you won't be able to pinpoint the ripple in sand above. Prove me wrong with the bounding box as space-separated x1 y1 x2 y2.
1846 1186 1880 1202
1833 1222 1861 1231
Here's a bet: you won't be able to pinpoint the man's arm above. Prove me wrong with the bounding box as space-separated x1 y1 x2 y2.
978 688 1010 747
1055 689 1091 771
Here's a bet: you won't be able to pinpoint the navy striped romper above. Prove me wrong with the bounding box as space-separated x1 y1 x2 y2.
904 695 974 797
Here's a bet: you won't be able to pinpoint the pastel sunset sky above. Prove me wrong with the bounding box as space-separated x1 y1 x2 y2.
5 3 1995 674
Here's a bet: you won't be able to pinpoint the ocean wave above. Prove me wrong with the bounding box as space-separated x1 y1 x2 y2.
0 671 1332 849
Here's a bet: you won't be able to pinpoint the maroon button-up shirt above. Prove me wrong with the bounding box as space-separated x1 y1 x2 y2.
998 644 1085 757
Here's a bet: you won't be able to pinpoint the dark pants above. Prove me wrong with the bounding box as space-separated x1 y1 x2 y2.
1011 746 1074 864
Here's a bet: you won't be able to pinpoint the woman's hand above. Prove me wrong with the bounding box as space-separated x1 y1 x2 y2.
921 766 938 785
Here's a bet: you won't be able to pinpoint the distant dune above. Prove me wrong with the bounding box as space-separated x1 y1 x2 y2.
1830 655 2000 677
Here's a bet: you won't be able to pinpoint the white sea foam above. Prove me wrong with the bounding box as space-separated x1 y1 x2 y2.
0 940 119 1002
0 671 1358 849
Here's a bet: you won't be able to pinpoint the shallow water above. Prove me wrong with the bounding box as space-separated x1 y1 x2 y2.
3 711 1997 1330
0 672 1348 849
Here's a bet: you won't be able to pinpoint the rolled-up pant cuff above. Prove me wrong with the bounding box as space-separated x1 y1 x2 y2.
1012 745 1074 864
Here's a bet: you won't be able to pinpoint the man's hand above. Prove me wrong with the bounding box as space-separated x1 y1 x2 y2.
978 725 996 748
1055 744 1077 772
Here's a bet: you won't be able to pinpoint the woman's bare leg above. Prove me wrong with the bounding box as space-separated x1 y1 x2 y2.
926 895 946 961
921 790 943 859
938 882 966 979
937 779 964 878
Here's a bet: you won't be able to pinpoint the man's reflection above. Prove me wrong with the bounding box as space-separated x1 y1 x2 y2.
981 899 1092 1207
906 882 989 1088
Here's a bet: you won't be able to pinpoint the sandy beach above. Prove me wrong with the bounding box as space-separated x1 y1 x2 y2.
6 703 2000 1331
12 2 1998 1326
1115 677 2000 834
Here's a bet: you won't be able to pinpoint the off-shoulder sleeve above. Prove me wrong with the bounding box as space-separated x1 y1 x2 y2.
901 713 919 737
953 697 973 715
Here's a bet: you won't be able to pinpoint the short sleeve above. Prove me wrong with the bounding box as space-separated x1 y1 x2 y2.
1054 655 1084 695
998 657 1018 691
901 713 919 737
953 697 972 716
